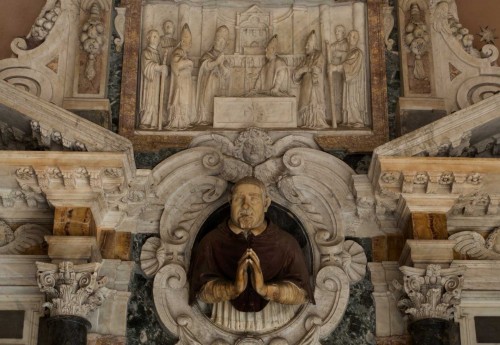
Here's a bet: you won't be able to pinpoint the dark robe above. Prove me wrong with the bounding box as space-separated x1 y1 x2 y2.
188 220 314 312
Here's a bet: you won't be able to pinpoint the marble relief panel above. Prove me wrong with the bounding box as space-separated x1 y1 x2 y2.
118 0 389 152
135 1 371 131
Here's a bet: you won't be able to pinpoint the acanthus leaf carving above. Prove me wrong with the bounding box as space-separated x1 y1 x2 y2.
394 264 466 322
0 220 50 254
36 261 113 319
449 228 500 260
113 7 126 52
451 191 490 216
382 4 395 52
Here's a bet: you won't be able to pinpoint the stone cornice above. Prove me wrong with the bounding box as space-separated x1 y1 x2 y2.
368 156 500 224
0 151 137 227
372 85 500 162
0 81 135 170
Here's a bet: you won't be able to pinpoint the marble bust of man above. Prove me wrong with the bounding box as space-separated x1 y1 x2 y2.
188 177 313 331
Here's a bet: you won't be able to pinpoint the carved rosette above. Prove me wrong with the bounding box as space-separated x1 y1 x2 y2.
140 129 367 344
395 264 466 322
36 261 112 319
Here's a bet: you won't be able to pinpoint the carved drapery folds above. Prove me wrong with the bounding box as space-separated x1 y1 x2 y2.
135 2 371 132
36 261 112 319
393 264 466 322
139 128 367 344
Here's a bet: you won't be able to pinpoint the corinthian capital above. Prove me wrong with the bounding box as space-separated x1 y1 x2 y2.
394 264 466 322
36 261 111 319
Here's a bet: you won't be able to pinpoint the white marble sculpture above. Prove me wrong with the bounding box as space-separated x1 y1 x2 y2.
404 3 430 80
160 20 176 63
327 25 349 127
251 35 290 97
138 128 367 344
393 264 466 322
159 20 177 126
80 3 105 81
139 30 168 130
196 25 231 125
114 7 126 53
27 0 61 44
293 30 329 129
132 3 374 133
341 30 368 127
36 261 112 319
165 24 193 130
0 220 50 254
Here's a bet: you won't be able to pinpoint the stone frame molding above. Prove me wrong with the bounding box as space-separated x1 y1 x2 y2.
139 128 367 344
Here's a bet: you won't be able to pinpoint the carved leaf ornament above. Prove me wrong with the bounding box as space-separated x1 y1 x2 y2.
140 129 367 344
395 264 466 322
0 220 50 254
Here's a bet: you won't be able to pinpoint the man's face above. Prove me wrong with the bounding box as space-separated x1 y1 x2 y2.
214 36 226 52
348 31 359 47
181 37 191 51
230 183 270 230
163 22 174 36
335 26 345 41
305 39 314 55
150 31 160 47
265 45 276 60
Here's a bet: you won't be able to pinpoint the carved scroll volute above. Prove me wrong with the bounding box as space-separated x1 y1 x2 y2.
146 129 365 344
395 264 466 322
141 147 234 277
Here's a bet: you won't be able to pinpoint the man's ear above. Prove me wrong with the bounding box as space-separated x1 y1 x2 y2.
264 195 271 211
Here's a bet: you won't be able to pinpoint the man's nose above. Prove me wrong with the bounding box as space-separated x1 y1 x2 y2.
242 196 251 208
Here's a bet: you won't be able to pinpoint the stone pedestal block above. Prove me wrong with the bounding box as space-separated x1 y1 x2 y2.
47 315 91 345
408 318 450 345
214 97 297 128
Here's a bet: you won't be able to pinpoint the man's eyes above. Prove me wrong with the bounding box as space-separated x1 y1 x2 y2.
233 196 260 203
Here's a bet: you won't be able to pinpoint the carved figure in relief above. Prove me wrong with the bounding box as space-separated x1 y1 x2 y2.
138 30 168 130
188 177 313 331
404 3 430 80
341 30 368 127
327 25 349 127
165 24 193 130
160 20 177 63
250 35 290 96
293 30 329 129
159 20 177 126
195 26 231 125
